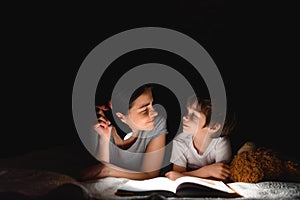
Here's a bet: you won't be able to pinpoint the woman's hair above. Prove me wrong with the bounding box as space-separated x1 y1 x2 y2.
187 95 237 136
107 83 154 138
112 83 153 114
128 84 153 110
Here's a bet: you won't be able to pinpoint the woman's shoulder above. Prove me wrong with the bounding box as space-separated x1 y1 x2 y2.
141 115 167 139
153 115 168 132
154 114 166 125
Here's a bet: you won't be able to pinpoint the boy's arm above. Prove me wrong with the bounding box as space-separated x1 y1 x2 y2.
173 164 186 172
181 162 231 181
166 162 230 181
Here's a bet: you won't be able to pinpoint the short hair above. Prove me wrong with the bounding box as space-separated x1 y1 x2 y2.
187 95 237 136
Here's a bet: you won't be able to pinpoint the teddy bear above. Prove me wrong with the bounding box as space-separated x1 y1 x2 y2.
229 141 300 183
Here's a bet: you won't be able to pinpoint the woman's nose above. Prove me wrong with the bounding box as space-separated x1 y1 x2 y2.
149 106 158 118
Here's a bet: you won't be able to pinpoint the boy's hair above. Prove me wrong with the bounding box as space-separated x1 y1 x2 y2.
187 95 237 136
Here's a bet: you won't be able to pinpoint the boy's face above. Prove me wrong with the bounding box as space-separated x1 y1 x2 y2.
182 102 207 135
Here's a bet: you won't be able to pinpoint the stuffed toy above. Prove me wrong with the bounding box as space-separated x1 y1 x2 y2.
229 141 300 183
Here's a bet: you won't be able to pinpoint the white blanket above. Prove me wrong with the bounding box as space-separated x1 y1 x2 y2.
82 177 300 200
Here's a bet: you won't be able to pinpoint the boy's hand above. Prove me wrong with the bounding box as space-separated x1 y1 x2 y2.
203 162 231 181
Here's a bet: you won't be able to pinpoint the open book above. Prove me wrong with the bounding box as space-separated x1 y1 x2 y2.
115 176 243 198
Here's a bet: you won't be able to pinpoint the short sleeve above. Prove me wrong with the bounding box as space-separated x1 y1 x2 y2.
145 115 168 144
170 136 188 168
215 136 232 163
154 115 168 137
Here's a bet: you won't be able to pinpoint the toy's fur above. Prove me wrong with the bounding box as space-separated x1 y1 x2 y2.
229 142 300 183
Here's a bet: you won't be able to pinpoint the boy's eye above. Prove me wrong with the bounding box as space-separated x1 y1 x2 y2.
191 113 199 119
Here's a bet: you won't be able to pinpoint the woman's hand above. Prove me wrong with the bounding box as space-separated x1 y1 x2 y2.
165 171 184 181
95 101 112 139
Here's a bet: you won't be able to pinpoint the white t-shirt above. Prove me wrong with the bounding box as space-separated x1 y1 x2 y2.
170 132 232 170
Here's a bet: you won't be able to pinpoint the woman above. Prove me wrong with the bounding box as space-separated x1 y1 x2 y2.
80 84 168 180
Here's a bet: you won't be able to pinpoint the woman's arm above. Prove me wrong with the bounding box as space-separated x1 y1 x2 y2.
140 133 166 177
82 133 167 180
165 164 186 180
94 105 113 162
110 133 166 180
95 126 118 162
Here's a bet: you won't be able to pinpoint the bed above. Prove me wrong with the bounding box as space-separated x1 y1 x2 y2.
1 144 300 200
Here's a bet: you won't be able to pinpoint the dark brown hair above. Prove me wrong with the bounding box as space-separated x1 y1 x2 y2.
128 84 153 110
187 95 237 136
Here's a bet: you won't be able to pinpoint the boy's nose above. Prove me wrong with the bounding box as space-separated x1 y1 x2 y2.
183 115 188 121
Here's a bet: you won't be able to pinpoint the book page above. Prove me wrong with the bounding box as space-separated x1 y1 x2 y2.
116 177 178 193
174 176 236 193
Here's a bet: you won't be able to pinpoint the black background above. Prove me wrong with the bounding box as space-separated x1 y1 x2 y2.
2 1 299 161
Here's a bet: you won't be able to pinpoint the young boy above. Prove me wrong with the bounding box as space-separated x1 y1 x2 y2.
166 96 236 181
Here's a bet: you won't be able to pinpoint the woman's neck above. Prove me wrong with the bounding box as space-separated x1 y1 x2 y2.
131 129 140 137
113 128 140 150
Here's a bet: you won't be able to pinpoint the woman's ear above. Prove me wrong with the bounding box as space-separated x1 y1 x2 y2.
116 112 127 124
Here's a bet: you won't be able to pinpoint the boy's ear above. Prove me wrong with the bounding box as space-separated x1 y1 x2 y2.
116 112 126 123
209 123 221 133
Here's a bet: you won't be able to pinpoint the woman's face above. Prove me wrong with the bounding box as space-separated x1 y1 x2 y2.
125 89 158 131
182 102 208 135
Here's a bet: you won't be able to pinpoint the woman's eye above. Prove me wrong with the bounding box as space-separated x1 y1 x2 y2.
141 109 148 114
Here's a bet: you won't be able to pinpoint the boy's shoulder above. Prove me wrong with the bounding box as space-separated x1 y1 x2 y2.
173 132 192 144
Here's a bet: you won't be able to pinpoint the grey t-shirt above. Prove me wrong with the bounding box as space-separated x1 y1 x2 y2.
109 115 167 171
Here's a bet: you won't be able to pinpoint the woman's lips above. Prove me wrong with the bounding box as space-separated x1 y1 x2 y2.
147 119 154 124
